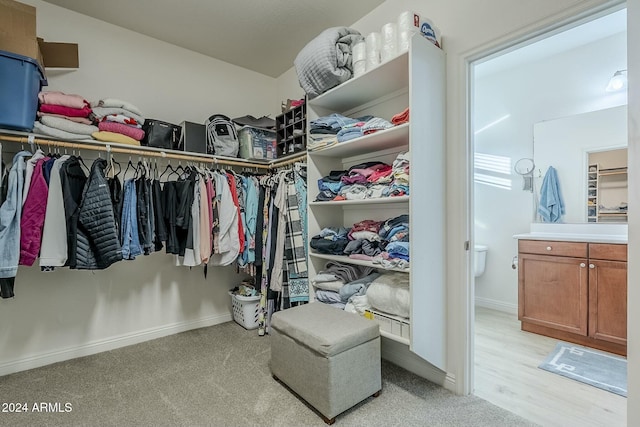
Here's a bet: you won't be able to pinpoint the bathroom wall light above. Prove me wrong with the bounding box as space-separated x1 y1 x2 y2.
606 69 627 92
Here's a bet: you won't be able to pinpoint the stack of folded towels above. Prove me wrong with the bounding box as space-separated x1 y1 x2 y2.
90 98 146 145
34 91 97 140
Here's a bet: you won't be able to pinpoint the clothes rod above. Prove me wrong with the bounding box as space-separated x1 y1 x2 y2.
0 133 273 170
271 152 307 169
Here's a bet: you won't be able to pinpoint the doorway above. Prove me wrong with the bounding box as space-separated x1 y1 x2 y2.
470 6 627 426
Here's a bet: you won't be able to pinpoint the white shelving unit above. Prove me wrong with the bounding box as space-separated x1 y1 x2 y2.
306 34 446 370
587 163 598 222
597 166 628 222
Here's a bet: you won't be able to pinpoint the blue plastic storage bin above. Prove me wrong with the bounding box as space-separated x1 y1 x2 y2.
0 49 47 131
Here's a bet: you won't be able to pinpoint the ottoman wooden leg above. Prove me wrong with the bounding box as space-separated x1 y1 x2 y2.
372 390 381 398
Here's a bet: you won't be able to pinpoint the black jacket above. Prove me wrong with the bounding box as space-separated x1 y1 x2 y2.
60 157 88 268
75 158 123 269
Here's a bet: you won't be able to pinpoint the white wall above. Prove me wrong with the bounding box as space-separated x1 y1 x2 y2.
27 0 279 123
0 0 275 375
473 32 626 313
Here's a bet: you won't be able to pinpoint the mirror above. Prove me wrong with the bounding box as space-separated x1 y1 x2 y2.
533 105 627 223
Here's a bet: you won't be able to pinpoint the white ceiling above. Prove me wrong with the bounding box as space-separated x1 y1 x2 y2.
42 0 385 78
475 8 627 78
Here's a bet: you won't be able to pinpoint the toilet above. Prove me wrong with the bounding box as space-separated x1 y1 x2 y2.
474 244 488 277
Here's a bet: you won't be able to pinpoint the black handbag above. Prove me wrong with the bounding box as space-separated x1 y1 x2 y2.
141 119 182 149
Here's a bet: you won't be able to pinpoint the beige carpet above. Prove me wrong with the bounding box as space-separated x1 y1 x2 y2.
0 321 535 426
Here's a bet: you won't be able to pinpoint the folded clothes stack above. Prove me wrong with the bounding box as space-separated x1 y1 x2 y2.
309 110 403 149
315 157 406 202
34 91 97 140
90 99 146 145
309 214 410 270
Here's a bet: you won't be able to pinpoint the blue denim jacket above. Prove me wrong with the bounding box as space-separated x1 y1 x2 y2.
0 151 31 279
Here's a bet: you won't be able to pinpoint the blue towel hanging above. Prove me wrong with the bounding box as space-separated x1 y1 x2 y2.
538 166 565 223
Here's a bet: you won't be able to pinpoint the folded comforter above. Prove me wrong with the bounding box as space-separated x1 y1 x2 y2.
294 27 363 98
40 116 98 135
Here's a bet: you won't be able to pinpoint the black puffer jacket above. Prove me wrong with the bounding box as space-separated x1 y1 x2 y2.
75 158 123 269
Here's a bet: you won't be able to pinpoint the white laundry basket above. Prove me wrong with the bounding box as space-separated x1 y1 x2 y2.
230 293 261 329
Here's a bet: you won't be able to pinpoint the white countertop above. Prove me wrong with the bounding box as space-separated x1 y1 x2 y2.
513 232 627 244
513 223 628 244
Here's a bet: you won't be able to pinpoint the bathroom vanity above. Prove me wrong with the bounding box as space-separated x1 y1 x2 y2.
514 224 627 356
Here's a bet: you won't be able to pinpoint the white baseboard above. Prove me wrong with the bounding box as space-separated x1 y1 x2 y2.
380 337 453 390
0 313 232 377
475 296 517 315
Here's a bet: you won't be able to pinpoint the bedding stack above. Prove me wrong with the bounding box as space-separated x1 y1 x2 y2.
294 27 364 98
90 98 146 145
34 91 97 140
310 260 411 321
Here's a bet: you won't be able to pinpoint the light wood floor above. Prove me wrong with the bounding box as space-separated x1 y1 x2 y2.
474 307 626 426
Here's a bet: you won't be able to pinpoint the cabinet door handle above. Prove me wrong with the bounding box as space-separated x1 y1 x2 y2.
580 263 586 268
589 264 595 269
546 246 552 251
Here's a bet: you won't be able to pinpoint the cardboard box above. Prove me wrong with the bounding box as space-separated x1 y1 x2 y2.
0 0 40 61
37 38 79 68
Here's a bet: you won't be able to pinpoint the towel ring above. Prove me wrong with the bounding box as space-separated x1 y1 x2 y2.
514 158 535 192
514 158 535 176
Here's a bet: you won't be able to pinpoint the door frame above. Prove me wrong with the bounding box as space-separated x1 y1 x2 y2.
460 0 627 396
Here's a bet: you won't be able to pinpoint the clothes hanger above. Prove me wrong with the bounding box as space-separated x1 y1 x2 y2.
111 156 122 179
124 157 136 179
159 162 175 181
76 149 90 174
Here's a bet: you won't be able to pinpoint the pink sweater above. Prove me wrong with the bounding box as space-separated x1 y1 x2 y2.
39 104 92 118
20 158 50 266
38 91 89 109
98 121 145 141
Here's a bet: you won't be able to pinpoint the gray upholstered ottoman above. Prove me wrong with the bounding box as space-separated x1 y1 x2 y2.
270 302 381 424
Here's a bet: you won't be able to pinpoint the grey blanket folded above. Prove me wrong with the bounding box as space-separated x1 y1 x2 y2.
294 27 363 98
33 121 95 141
40 116 98 135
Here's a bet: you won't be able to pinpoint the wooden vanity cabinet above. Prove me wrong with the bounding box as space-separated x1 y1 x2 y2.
588 243 627 347
518 240 627 356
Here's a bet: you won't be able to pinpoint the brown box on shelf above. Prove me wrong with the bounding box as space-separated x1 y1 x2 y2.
0 0 41 63
37 38 79 68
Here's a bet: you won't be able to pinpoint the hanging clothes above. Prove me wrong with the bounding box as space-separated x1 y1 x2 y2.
75 158 123 270
107 169 123 240
151 178 166 252
40 154 71 268
0 151 31 298
210 171 239 266
60 156 87 269
121 178 143 260
20 156 50 266
198 175 211 264
21 149 45 206
269 172 289 292
183 173 201 267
